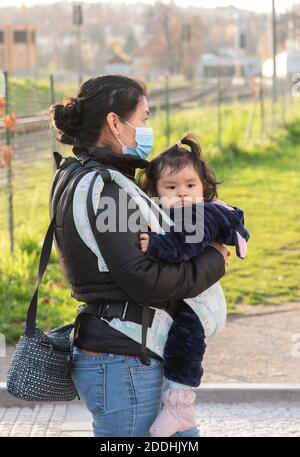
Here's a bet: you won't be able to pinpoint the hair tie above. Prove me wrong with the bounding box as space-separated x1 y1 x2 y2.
73 98 83 116
174 140 182 149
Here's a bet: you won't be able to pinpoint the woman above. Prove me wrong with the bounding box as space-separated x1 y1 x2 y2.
48 74 229 437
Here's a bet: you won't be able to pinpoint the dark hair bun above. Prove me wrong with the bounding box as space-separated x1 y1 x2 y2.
49 97 83 145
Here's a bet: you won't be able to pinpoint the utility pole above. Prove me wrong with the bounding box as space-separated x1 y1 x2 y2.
234 11 240 58
233 10 247 79
73 2 83 86
272 0 277 126
165 74 170 147
4 71 14 254
292 13 300 49
217 59 224 153
182 24 192 80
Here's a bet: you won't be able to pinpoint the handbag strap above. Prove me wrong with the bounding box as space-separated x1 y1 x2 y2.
25 155 109 337
25 210 59 337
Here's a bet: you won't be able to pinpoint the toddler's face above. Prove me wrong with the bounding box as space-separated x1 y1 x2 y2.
156 164 204 208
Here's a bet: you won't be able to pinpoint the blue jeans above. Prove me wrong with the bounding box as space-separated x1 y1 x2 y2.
71 347 200 437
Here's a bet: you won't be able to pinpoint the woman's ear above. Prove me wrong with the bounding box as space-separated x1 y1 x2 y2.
106 112 120 137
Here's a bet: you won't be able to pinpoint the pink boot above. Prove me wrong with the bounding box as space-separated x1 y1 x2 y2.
149 389 197 437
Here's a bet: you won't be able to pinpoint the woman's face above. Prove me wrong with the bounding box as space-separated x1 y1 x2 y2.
118 96 150 149
102 96 150 153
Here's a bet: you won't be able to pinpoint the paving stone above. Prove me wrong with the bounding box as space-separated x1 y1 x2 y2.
0 400 299 437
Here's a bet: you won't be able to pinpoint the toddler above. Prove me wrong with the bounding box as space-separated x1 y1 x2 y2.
138 133 250 437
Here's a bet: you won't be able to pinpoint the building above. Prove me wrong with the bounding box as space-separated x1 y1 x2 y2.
262 50 300 78
0 24 37 76
105 51 132 75
197 53 261 78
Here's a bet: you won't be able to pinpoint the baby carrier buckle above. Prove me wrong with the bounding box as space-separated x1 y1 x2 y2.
97 301 129 320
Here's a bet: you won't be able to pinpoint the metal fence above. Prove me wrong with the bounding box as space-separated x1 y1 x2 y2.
0 72 299 255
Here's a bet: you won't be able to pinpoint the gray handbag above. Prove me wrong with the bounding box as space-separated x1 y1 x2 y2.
7 154 79 402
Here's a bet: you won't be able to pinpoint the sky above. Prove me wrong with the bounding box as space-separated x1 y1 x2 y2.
0 0 298 14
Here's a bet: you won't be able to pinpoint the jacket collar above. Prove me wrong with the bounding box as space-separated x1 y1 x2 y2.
73 145 149 180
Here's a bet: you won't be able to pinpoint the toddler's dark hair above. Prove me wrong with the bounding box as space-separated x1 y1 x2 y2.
138 133 220 202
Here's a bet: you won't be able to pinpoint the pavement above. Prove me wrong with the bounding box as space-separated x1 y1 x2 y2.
0 302 300 437
0 394 300 437
202 302 300 384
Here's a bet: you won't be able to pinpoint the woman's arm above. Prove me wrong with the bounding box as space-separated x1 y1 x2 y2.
95 182 226 304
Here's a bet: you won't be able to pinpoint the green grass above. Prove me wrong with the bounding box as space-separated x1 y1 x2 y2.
6 78 78 116
0 97 300 344
6 76 193 117
212 125 300 310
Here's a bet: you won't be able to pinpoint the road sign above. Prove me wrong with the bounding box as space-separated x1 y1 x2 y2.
73 3 83 26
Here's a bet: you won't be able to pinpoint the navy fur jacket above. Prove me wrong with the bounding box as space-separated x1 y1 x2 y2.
146 199 250 262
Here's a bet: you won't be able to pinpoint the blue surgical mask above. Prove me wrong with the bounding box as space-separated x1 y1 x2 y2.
117 120 154 160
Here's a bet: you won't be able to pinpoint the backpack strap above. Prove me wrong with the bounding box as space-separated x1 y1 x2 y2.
86 167 111 237
83 165 152 366
53 151 64 169
140 305 151 366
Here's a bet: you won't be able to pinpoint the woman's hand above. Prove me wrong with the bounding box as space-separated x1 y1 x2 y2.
139 233 150 253
209 241 231 267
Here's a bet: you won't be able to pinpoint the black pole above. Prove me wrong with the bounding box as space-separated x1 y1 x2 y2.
272 0 278 127
260 74 265 137
217 65 222 152
165 75 170 147
77 24 82 86
73 3 83 86
49 74 57 173
4 71 14 254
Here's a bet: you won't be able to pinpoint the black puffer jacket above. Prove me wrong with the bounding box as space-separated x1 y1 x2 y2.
49 146 225 362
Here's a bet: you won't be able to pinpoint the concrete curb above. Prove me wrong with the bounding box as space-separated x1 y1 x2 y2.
195 383 300 403
1 382 300 407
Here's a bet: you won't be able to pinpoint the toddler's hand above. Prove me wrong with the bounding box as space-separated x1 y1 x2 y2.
139 233 149 253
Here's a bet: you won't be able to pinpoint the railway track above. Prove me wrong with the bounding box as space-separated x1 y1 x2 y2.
0 78 269 137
